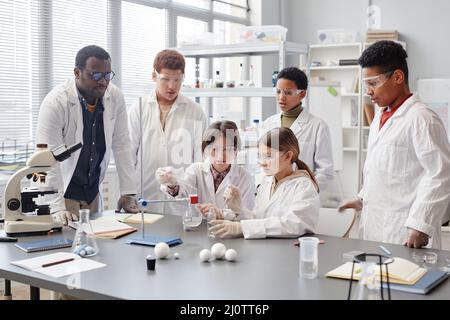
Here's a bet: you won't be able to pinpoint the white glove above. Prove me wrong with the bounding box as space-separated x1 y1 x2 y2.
155 167 177 187
197 203 224 220
223 185 242 213
53 210 78 226
209 220 243 238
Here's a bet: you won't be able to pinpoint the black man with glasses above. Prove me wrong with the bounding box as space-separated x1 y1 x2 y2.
36 45 139 226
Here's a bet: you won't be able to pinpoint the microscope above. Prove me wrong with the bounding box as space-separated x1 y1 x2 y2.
3 143 82 236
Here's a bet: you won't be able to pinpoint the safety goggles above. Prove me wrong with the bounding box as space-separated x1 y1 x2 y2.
155 72 185 85
84 70 115 82
257 151 287 163
362 71 394 91
209 145 236 155
276 88 305 97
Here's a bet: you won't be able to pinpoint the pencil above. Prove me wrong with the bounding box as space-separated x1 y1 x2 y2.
42 258 75 268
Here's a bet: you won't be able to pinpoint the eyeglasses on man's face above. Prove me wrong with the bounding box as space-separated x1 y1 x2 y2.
276 88 305 97
156 72 185 86
362 70 394 91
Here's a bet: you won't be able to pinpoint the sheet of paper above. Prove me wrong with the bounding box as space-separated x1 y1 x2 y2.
11 252 79 271
35 259 106 278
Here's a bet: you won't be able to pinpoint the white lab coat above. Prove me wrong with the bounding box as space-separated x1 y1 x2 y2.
161 160 256 212
36 79 136 212
262 108 334 191
128 90 207 215
240 170 320 239
359 94 450 249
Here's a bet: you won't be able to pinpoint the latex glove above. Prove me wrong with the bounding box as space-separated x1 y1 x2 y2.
197 203 224 220
223 185 242 213
53 210 78 226
404 228 429 248
116 195 139 213
209 220 243 238
338 198 363 213
155 167 177 187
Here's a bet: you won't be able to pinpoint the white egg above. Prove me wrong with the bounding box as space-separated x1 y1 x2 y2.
174 252 180 259
225 249 238 262
154 242 170 259
211 243 227 259
199 249 211 262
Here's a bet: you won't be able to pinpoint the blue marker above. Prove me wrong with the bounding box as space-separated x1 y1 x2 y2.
379 245 392 256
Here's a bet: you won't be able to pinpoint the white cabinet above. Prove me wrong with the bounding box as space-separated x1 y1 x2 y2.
301 43 363 200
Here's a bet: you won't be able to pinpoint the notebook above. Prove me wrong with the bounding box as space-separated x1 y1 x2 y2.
69 219 137 239
97 213 164 225
326 257 427 285
11 252 106 278
382 270 449 294
125 235 183 247
15 238 73 253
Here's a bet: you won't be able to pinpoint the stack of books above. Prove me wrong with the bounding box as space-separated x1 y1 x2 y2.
366 30 399 43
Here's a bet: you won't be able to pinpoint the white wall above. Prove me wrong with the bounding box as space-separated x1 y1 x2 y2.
284 0 450 90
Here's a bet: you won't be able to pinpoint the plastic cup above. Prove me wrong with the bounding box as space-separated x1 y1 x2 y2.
299 237 319 279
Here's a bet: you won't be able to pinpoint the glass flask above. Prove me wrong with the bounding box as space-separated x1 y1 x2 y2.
71 209 99 257
182 195 202 231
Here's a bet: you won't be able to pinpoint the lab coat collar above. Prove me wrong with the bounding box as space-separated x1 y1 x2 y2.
150 89 189 115
372 93 419 144
67 78 111 107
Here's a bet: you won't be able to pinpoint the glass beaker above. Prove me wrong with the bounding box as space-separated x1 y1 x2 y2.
351 261 381 300
207 208 216 238
71 209 99 257
299 237 319 279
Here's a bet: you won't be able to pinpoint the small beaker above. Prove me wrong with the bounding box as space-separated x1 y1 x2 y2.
299 237 319 279
71 209 99 257
351 261 381 300
207 208 216 238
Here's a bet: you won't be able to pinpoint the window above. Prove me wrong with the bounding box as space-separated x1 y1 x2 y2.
0 0 249 164
0 0 33 160
177 16 208 87
121 2 166 108
174 0 210 10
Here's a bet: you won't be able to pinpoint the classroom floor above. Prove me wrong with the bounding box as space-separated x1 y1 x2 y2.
0 279 52 300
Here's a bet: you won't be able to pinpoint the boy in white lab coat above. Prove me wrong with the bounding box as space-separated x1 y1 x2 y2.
262 67 334 191
155 120 255 218
208 127 320 239
339 40 450 249
128 50 207 215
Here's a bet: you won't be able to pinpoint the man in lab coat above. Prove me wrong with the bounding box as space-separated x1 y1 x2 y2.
128 49 207 214
339 40 450 249
262 67 334 191
36 45 138 225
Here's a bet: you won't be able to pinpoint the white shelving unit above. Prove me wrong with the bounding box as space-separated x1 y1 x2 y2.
177 41 308 125
301 42 363 199
177 41 308 180
300 41 406 199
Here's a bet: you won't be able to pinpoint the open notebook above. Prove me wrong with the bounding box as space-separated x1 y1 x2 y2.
96 213 164 225
69 219 137 239
326 257 427 285
11 252 106 278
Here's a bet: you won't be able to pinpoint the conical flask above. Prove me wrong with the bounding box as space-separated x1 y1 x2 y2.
71 209 99 257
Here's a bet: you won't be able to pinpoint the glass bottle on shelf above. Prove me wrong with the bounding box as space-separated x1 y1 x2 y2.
214 70 224 88
71 209 99 257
